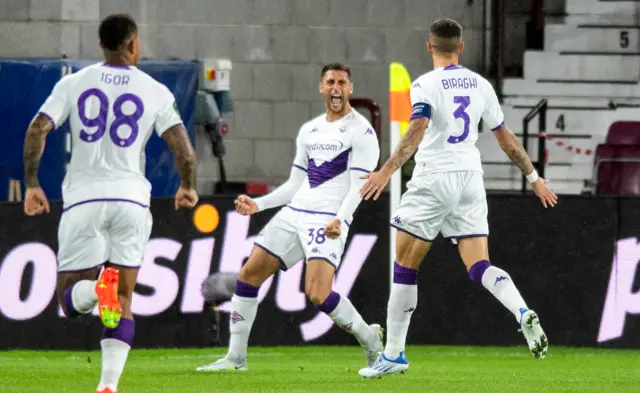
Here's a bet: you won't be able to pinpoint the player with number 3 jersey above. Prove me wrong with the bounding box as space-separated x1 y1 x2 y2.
358 19 558 378
22 14 198 393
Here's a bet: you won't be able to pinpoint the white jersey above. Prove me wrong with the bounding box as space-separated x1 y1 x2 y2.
410 64 504 174
288 109 379 222
37 62 182 208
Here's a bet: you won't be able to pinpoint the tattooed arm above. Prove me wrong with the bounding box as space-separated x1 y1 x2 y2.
161 124 197 189
24 114 54 188
381 117 429 175
359 117 428 201
492 124 535 175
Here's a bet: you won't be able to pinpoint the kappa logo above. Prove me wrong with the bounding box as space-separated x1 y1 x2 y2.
231 311 245 324
365 128 374 135
404 307 416 313
310 127 318 133
393 216 402 224
330 252 338 260
339 128 347 133
341 322 353 331
312 247 320 253
494 276 509 286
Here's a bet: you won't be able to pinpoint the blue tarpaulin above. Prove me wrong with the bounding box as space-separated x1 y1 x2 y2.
0 59 198 201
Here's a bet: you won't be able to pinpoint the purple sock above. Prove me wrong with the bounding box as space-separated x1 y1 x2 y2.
235 280 259 298
316 291 341 314
469 260 491 283
102 318 135 346
62 285 80 318
393 262 418 285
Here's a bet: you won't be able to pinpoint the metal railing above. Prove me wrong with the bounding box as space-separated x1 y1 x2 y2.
521 98 548 193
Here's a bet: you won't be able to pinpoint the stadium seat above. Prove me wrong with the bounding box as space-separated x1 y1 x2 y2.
594 144 640 196
605 121 640 145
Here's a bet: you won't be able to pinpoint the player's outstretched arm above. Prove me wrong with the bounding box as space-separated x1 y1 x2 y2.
23 114 53 216
360 117 428 200
493 124 558 208
162 123 199 209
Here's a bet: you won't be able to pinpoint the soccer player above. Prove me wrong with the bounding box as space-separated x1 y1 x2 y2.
195 63 383 372
357 19 558 378
22 14 198 393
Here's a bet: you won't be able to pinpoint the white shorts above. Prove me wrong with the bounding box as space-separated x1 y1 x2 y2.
254 206 350 270
392 170 488 242
57 201 153 272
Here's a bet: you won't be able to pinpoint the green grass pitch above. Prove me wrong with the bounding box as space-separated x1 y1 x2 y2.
1 346 638 392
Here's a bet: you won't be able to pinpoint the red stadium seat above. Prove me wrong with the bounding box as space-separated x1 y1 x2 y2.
594 144 640 196
605 121 640 145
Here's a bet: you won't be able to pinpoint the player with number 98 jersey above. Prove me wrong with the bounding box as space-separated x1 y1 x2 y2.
37 62 183 209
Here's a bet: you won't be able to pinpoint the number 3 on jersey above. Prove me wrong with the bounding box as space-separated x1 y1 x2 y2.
78 88 144 147
448 95 470 144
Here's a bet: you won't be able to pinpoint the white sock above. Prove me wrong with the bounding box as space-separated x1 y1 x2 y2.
97 338 130 392
227 295 258 363
481 266 528 321
328 295 378 348
72 280 98 314
384 283 417 359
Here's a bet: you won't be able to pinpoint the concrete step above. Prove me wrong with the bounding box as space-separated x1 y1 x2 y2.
544 24 640 53
523 51 640 81
503 78 640 98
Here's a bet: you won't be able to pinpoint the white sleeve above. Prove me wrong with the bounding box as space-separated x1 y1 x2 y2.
292 126 308 171
254 166 307 212
155 85 183 137
482 83 505 131
37 75 73 129
335 127 380 222
254 129 308 211
409 79 435 120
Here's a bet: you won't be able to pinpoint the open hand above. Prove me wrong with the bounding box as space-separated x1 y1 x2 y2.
531 178 558 208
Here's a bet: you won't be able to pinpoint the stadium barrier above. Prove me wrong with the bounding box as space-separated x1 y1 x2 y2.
0 59 198 202
0 195 638 350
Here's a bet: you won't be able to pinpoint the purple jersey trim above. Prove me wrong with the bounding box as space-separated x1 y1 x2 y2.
38 112 56 129
293 164 308 172
443 64 464 70
286 205 336 217
102 63 131 70
491 122 505 131
350 167 371 173
62 198 149 212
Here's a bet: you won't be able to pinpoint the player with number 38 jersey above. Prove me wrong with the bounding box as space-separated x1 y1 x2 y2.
38 61 181 208
410 63 504 174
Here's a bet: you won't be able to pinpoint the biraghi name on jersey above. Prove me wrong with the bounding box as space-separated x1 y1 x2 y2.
441 76 478 90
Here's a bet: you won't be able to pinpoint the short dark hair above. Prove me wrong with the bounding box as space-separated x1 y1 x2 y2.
99 14 138 51
429 18 463 54
320 63 351 80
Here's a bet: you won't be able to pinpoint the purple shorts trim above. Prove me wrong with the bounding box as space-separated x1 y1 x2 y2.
57 262 106 273
306 257 338 270
445 234 488 240
253 242 288 271
390 223 433 243
350 167 371 173
106 261 142 270
63 198 149 213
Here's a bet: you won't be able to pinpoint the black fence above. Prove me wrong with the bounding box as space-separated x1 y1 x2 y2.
0 195 638 350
